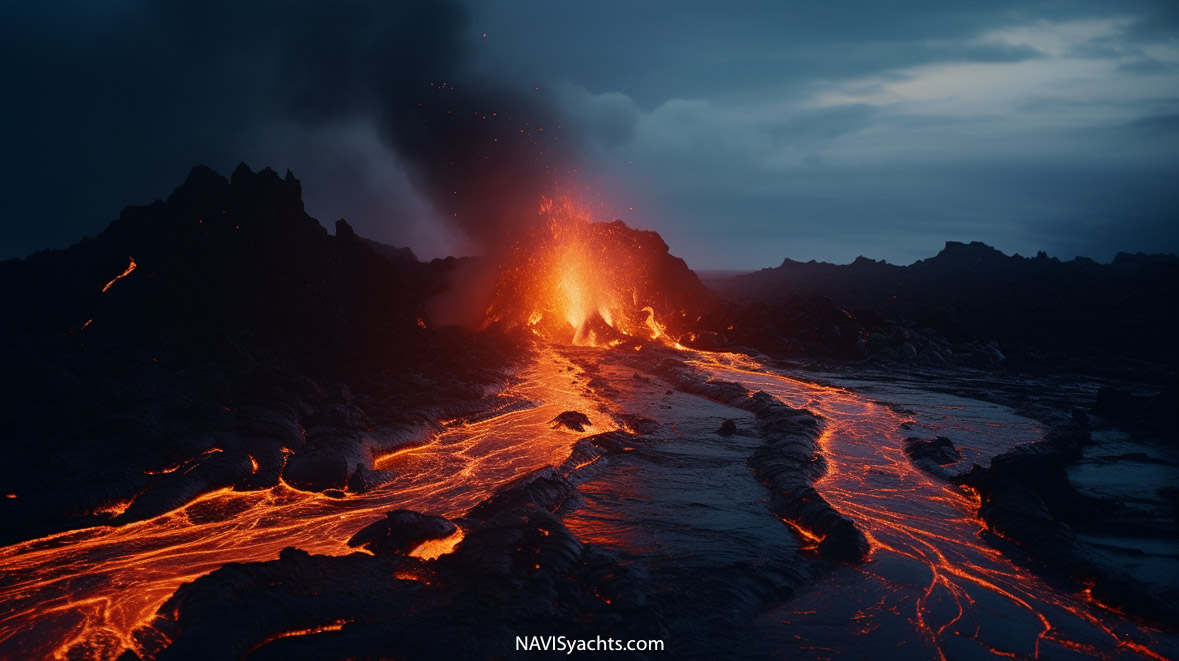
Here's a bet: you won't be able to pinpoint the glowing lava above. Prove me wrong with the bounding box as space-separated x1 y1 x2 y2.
409 528 466 561
101 257 137 293
694 352 1175 660
1 344 1173 659
482 195 683 347
0 349 608 660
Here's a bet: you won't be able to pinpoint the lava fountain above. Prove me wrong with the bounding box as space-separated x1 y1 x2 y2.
480 194 717 347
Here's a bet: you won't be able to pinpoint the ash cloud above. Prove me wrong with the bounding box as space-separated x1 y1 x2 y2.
1 0 573 260
8 0 1176 269
247 0 571 251
243 0 578 324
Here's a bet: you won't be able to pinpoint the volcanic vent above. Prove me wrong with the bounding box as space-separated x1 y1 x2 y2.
480 195 724 347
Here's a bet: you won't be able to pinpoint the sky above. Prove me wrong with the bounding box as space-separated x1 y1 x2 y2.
2 1 1177 269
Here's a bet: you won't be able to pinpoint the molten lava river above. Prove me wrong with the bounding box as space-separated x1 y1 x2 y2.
1 347 1175 659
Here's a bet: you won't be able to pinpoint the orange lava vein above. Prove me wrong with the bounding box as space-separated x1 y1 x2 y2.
101 257 137 293
0 348 607 660
694 352 1172 660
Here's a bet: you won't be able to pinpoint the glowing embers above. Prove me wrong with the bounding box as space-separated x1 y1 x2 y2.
91 498 134 519
252 619 352 650
484 195 680 347
393 568 433 584
101 257 137 293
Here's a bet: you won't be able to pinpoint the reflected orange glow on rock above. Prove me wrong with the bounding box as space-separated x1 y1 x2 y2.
1 343 1173 659
0 348 608 660
695 352 1173 659
481 195 703 348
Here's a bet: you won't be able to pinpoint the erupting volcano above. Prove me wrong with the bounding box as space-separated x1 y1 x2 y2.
0 164 1175 660
482 195 720 347
2 4 1177 657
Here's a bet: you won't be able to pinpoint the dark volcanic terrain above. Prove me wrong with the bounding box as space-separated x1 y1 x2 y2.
1 166 1176 660
709 241 1179 370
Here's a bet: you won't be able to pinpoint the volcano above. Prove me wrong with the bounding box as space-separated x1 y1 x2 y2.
0 166 1176 660
482 195 725 346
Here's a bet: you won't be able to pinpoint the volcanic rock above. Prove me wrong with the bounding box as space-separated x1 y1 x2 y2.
581 430 641 455
1093 384 1178 435
650 357 869 563
466 467 579 519
146 479 666 660
550 410 593 432
616 413 660 435
116 448 255 522
347 510 457 556
0 164 517 543
710 241 1179 366
904 436 961 466
724 294 868 358
334 218 357 241
903 436 963 479
281 430 368 491
346 464 396 494
952 421 1179 624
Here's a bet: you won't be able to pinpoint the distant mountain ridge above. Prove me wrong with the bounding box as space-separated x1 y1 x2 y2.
764 240 1174 273
712 241 1179 365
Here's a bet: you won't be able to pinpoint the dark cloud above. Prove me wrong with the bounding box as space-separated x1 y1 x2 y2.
1 0 1177 267
1 0 573 259
468 1 1175 107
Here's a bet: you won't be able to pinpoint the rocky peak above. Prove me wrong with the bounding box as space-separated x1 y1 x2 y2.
335 218 357 241
927 241 1009 266
1111 251 1179 269
166 165 232 210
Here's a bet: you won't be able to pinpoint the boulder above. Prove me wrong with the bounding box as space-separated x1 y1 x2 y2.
549 411 592 432
903 436 961 466
347 509 457 556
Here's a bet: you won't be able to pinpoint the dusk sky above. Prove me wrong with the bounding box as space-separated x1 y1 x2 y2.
3 1 1177 269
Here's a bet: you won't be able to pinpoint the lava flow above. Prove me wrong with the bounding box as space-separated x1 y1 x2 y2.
695 353 1176 660
100 257 137 293
2 348 1175 659
2 191 1174 660
0 350 609 660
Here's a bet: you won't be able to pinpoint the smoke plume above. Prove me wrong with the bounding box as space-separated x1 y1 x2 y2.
252 0 572 251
